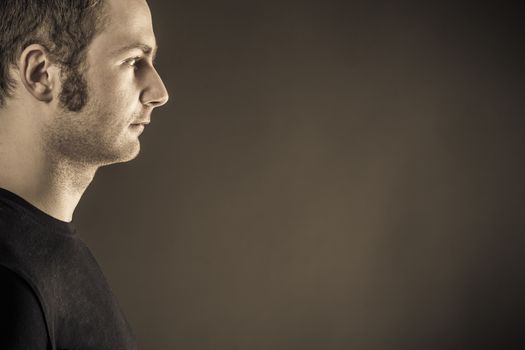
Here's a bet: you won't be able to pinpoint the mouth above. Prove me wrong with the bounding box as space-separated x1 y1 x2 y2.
131 120 150 126
129 123 147 134
130 119 150 131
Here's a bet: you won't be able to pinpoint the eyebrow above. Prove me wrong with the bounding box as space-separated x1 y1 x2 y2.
112 43 159 61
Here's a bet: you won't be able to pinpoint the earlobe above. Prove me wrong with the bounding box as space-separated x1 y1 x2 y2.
19 44 56 103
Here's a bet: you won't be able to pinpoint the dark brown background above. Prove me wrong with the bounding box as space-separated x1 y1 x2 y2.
76 1 525 349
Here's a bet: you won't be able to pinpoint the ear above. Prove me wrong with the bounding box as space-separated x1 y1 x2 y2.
18 44 58 103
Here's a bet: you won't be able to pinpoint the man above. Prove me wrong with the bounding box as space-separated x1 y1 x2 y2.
0 0 169 348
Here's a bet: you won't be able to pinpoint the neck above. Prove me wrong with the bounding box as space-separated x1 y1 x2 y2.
0 123 97 222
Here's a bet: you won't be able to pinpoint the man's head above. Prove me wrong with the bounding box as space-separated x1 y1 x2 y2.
0 0 106 111
0 0 169 166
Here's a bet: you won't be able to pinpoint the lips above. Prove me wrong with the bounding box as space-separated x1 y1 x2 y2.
131 110 151 126
131 120 150 127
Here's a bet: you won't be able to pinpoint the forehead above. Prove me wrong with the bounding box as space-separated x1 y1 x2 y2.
88 0 156 59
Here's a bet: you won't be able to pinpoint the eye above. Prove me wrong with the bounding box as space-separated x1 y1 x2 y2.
124 56 142 69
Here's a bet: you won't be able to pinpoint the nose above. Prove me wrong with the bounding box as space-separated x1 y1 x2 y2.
140 67 169 108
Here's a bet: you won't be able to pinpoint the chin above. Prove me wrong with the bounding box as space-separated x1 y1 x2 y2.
100 141 141 166
120 143 141 163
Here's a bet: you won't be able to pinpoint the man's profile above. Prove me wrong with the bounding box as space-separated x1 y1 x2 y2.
0 0 168 348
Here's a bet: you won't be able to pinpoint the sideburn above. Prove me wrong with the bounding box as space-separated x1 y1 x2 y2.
59 67 89 112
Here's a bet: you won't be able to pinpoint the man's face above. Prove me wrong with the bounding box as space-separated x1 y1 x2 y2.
46 0 169 166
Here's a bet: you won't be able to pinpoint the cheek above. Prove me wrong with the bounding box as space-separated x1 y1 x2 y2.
87 67 142 120
96 74 140 109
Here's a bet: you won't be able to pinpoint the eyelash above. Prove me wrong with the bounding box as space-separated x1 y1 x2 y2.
124 56 142 69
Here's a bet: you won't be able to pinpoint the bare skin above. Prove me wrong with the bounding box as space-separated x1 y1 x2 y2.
0 0 169 222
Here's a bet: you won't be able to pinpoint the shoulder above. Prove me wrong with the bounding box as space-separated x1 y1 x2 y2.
0 265 50 349
0 264 39 301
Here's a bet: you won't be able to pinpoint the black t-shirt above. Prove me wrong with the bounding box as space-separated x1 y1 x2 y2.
0 265 49 349
0 188 136 350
